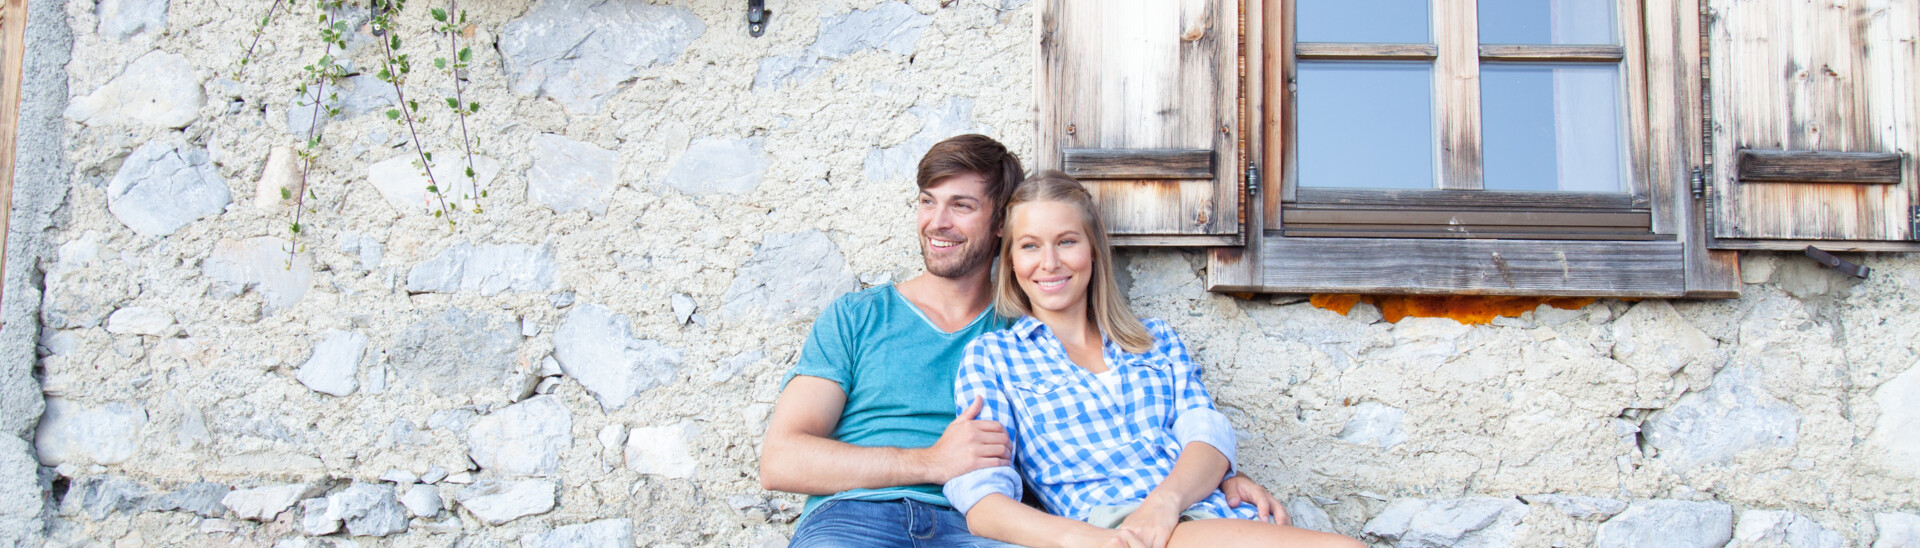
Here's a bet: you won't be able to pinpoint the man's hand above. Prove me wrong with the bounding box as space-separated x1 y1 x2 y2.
1220 474 1288 525
1116 496 1181 548
915 396 1011 483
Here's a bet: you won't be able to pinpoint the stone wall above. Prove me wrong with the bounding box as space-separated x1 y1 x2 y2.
5 0 1917 546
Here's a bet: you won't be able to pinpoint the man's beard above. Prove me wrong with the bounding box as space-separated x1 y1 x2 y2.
923 235 996 279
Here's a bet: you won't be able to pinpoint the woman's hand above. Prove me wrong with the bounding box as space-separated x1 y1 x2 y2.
1220 474 1289 525
1116 496 1183 548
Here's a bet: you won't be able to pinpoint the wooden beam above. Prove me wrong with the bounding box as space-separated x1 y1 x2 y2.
1478 44 1626 62
1435 0 1483 190
1282 208 1650 228
0 0 26 315
1295 42 1437 60
1735 149 1904 184
1259 237 1689 296
1293 188 1646 209
1063 148 1215 179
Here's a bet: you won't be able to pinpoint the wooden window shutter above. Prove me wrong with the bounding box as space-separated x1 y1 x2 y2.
1037 0 1243 246
1703 0 1920 251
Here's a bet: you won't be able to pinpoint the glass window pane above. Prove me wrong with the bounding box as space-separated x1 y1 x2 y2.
1298 62 1436 190
1480 63 1624 193
1479 0 1615 44
1299 0 1430 43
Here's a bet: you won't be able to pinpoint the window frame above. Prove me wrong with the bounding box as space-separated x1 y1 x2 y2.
1206 0 1742 298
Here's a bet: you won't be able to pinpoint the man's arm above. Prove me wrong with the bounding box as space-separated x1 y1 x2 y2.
758 376 1009 494
965 494 1146 548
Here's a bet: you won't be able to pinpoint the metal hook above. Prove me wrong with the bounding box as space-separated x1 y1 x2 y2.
748 0 771 37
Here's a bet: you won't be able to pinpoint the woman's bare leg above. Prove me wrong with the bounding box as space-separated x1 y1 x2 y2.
1166 518 1367 548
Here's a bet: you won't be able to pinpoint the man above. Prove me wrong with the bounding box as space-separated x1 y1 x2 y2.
760 135 1280 546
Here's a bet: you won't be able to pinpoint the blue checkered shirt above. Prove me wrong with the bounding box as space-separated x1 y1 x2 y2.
942 316 1256 522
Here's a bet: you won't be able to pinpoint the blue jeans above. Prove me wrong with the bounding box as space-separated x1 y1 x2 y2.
789 499 1018 548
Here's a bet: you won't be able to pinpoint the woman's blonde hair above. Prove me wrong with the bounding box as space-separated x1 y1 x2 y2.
994 171 1153 354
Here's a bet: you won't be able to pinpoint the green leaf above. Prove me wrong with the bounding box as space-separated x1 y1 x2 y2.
389 35 401 50
433 210 443 218
458 47 471 62
445 97 458 108
466 166 475 178
290 222 302 233
434 58 446 69
386 109 400 119
480 190 487 197
431 7 447 21
280 187 293 200
426 185 438 193
468 102 479 113
408 99 419 111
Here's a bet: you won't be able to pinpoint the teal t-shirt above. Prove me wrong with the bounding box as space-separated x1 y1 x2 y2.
781 284 1011 526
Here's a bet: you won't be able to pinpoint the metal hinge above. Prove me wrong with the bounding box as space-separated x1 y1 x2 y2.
1911 205 1919 240
1246 162 1261 196
1690 167 1705 200
747 0 771 37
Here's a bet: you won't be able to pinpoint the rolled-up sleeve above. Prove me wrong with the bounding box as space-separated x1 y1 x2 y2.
1155 320 1239 477
943 336 1024 514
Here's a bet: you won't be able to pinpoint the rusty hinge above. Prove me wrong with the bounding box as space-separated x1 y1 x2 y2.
1806 246 1870 279
1911 205 1920 240
1690 167 1704 200
747 0 771 37
1246 162 1261 196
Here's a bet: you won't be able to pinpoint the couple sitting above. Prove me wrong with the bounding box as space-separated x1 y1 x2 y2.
760 135 1361 548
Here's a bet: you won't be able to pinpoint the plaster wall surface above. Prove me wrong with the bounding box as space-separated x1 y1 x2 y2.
7 0 1919 546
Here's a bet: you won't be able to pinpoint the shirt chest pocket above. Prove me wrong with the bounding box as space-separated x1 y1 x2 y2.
1011 374 1094 428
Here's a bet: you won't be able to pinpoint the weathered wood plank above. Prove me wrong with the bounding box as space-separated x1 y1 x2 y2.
1644 0 1739 296
1279 227 1660 241
1293 188 1645 209
1477 44 1624 62
1039 0 1241 243
1282 208 1650 227
1436 0 1482 190
1085 179 1222 235
0 0 25 310
1208 0 1263 290
1259 237 1688 296
1295 42 1437 60
1706 0 1915 244
1063 149 1214 179
1735 149 1904 183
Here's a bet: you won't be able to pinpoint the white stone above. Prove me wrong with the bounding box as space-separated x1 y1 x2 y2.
296 330 367 397
662 137 770 195
455 480 557 525
753 2 931 90
97 0 167 39
337 233 383 271
421 466 449 485
466 396 573 477
366 151 501 216
624 420 698 479
222 484 313 521
553 303 684 410
1361 497 1528 548
1337 402 1408 449
863 98 975 184
65 50 203 128
521 518 634 548
1875 513 1920 548
1518 494 1627 521
1868 360 1920 478
254 146 301 209
106 140 229 237
1644 366 1800 470
61 475 150 519
276 538 361 548
528 133 619 215
1596 500 1734 548
105 306 173 336
672 293 696 326
1285 497 1334 533
149 482 229 518
721 230 859 322
1732 510 1844 548
203 237 314 314
400 484 440 518
1611 300 1719 375
287 74 397 137
34 397 147 466
300 497 340 536
387 308 525 401
598 424 627 453
710 350 766 383
405 242 557 295
500 0 703 113
380 469 418 485
329 482 409 537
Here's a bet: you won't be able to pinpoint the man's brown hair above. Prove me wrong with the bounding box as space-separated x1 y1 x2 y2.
916 134 1025 225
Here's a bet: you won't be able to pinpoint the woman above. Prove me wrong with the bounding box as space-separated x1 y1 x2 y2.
943 172 1364 548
